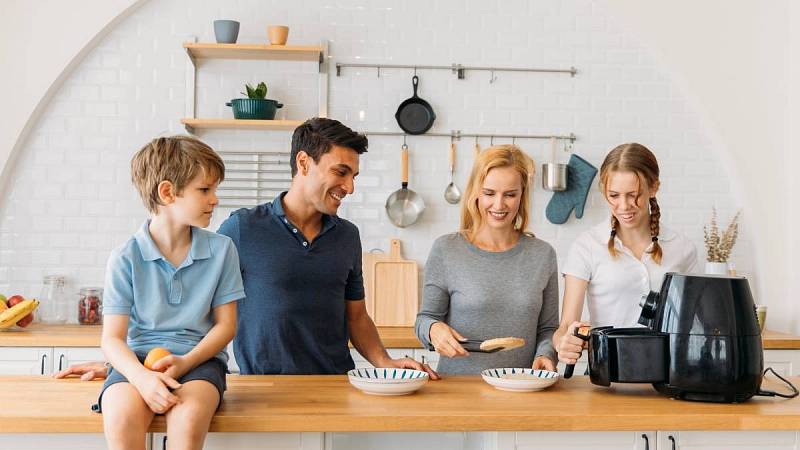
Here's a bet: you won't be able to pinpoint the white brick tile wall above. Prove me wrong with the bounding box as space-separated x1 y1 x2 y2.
0 0 752 320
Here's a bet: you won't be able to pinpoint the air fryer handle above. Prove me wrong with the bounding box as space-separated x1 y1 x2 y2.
638 291 661 327
563 326 591 379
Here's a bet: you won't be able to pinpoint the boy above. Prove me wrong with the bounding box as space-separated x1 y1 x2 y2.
97 136 244 450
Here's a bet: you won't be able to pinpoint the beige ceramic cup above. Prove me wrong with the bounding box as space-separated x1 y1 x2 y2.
268 25 289 45
756 305 767 332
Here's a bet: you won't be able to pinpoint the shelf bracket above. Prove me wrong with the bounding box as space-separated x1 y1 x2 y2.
184 35 197 134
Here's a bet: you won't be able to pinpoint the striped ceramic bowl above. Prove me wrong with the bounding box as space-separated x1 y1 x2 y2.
481 368 560 392
347 368 429 396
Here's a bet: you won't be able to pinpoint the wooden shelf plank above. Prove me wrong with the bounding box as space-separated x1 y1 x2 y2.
184 42 322 61
181 118 303 131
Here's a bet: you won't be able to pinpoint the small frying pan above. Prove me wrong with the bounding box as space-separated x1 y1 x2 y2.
395 75 435 135
385 144 425 227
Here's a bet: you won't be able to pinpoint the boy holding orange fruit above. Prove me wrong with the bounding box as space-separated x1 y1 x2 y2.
97 136 244 450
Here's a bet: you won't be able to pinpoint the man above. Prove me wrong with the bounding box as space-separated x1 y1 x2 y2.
56 118 437 379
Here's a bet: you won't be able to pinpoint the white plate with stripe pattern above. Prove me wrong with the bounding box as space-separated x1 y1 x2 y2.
347 368 429 395
481 368 559 392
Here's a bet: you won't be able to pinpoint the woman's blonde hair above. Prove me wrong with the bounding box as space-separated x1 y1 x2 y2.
599 142 662 263
460 144 535 241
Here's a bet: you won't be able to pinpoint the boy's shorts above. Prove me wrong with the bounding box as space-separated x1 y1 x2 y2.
93 353 227 413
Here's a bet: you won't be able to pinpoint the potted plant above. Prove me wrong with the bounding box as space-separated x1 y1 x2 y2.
226 82 283 120
703 208 740 275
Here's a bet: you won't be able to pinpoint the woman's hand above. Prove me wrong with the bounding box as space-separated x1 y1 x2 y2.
557 321 589 365
130 371 182 414
532 356 557 372
429 322 469 358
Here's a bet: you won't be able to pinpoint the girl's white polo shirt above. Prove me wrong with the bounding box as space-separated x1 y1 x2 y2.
562 221 698 328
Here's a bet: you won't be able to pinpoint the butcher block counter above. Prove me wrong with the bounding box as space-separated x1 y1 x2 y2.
2 375 800 433
1 324 799 349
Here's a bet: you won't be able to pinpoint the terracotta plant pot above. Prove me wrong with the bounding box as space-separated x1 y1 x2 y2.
267 25 289 45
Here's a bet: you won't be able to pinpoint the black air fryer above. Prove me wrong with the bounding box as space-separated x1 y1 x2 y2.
585 273 764 403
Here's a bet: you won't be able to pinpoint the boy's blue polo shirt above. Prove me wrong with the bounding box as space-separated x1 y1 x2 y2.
217 192 365 375
103 221 245 364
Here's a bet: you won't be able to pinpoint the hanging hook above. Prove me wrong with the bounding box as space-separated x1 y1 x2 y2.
489 70 498 84
490 135 494 145
403 134 407 146
414 66 417 76
512 136 516 145
377 67 381 78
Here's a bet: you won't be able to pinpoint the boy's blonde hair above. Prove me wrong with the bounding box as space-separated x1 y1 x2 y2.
460 144 536 241
131 136 225 214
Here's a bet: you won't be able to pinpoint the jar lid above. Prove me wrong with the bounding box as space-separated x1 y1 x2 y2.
79 287 103 295
43 275 66 285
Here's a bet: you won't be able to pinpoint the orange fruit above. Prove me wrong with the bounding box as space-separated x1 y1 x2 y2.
143 347 171 371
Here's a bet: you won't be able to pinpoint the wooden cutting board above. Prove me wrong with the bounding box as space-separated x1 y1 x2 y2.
362 249 390 319
365 239 419 326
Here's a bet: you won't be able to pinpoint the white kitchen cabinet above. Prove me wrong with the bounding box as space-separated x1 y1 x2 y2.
53 347 105 373
763 350 800 376
329 431 483 450
152 432 323 450
349 348 416 369
414 348 440 370
503 431 656 450
658 431 799 450
0 434 111 450
0 347 52 375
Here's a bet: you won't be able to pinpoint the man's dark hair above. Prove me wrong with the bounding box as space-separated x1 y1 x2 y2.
290 118 368 176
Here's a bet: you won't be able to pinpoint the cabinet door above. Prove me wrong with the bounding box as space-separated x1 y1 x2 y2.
0 434 108 450
509 431 655 450
151 432 323 450
330 432 475 450
659 431 798 450
53 347 106 373
763 350 800 376
0 347 52 375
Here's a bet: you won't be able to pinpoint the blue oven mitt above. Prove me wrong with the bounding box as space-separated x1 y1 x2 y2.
545 154 598 224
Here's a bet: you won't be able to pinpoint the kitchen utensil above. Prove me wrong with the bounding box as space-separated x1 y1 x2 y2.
267 25 289 45
542 137 567 191
460 337 525 353
588 273 788 403
385 145 425 227
474 141 481 158
481 368 559 392
444 142 462 204
226 98 283 120
347 368 429 396
214 20 240 44
395 75 435 135
370 239 419 326
362 249 390 320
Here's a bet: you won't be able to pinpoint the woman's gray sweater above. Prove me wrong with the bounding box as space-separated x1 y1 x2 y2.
415 232 559 375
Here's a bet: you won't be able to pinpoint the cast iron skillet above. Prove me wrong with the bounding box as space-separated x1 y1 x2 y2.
395 75 435 134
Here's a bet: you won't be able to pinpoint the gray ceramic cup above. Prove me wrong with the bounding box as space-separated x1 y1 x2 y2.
214 20 240 44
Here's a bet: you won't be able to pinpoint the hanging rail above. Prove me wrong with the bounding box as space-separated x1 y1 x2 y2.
360 130 576 143
335 62 577 79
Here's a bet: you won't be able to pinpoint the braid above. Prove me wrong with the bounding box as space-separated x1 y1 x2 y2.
648 197 663 264
607 216 619 259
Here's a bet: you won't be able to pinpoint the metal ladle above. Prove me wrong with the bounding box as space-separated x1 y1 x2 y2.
444 142 462 204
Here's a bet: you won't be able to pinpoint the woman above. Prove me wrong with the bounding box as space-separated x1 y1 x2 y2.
415 145 559 375
554 143 698 367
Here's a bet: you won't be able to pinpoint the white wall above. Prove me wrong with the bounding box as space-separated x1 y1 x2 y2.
0 0 791 332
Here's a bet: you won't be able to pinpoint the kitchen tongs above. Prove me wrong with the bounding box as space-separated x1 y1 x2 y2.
461 339 502 353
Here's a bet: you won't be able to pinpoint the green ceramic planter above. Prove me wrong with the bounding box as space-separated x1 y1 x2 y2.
226 98 283 120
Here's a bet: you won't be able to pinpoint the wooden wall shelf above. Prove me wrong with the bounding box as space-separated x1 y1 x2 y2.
180 118 303 131
184 43 322 62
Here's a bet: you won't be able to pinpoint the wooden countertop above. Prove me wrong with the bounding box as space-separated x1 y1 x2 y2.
2 375 799 433
0 324 423 348
2 325 800 350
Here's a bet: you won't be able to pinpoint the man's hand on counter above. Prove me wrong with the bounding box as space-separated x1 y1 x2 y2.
53 361 108 381
377 355 441 380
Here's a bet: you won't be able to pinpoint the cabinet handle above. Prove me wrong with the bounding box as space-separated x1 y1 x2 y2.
421 355 426 365
668 434 676 450
162 435 167 450
58 354 65 372
641 433 649 450
40 354 47 375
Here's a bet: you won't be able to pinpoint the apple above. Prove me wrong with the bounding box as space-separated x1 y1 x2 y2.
7 295 33 327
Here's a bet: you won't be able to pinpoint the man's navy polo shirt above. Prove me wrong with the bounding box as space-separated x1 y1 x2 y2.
217 192 365 375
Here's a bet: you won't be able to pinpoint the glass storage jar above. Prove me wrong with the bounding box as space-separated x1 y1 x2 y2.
77 287 103 325
39 275 68 324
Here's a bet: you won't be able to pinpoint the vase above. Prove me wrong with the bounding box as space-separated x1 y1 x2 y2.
704 261 729 275
214 20 240 44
